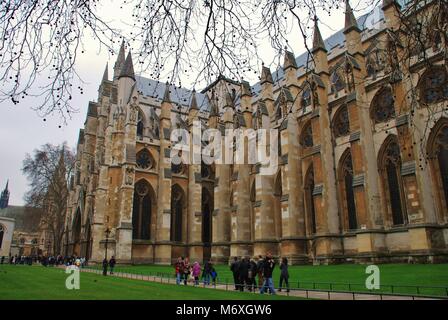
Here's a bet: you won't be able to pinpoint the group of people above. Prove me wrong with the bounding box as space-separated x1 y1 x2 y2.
230 253 290 295
102 256 116 275
0 254 89 268
174 257 218 286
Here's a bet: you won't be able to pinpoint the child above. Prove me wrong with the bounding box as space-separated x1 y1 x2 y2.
211 267 218 287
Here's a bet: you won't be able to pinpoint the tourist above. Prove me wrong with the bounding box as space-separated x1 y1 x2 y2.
259 252 276 295
109 256 116 274
248 258 258 291
102 258 108 276
256 255 264 289
278 257 289 292
202 260 212 285
192 261 201 286
175 257 184 285
230 256 240 290
183 257 190 285
211 266 218 287
238 257 249 291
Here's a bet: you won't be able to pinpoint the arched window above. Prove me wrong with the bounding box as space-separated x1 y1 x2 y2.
305 166 317 234
379 137 407 226
333 104 350 138
300 122 314 148
72 209 81 244
171 185 184 242
132 179 153 240
136 149 154 170
137 110 144 138
339 151 357 230
419 66 448 104
427 119 448 219
0 224 4 249
273 171 283 238
301 85 312 110
202 188 213 244
371 86 396 123
331 69 345 96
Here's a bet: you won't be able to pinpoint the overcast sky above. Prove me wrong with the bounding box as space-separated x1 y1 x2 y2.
0 2 375 206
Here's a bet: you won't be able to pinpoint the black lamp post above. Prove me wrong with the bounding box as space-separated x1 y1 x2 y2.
65 227 69 258
103 227 111 276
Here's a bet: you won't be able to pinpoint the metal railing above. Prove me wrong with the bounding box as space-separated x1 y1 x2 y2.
80 266 448 300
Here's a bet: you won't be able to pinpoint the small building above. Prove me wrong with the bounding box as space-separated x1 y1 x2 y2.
0 216 15 258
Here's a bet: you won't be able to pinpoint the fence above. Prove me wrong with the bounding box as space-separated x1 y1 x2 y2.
81 265 448 300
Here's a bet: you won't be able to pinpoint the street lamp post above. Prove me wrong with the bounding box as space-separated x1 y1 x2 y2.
103 227 111 276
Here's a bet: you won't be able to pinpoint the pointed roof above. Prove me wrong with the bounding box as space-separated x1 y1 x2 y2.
4 180 8 191
344 0 361 34
312 17 327 53
115 41 126 68
241 81 252 97
162 82 171 103
189 89 199 110
102 63 109 82
283 50 298 69
260 65 273 84
224 92 234 108
118 51 135 81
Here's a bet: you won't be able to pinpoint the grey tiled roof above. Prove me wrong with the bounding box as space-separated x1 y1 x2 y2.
135 10 384 111
135 76 210 111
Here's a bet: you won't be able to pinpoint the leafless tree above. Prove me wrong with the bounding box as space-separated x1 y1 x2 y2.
0 0 446 146
22 143 75 255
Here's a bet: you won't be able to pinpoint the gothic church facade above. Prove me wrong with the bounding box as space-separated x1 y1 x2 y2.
64 1 448 264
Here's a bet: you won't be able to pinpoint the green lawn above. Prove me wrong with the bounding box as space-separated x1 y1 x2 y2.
0 265 300 300
87 263 448 296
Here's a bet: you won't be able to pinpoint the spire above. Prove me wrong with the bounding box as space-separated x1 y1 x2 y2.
283 50 298 70
241 81 252 97
312 16 327 53
190 89 199 110
102 63 109 82
118 51 135 81
209 92 219 117
224 92 234 108
162 82 171 103
113 41 126 80
344 0 361 34
0 180 10 209
260 65 273 84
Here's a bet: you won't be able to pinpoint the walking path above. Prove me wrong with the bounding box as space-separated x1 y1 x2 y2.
75 267 441 300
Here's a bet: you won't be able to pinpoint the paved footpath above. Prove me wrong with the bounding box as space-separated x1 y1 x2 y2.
75 267 439 300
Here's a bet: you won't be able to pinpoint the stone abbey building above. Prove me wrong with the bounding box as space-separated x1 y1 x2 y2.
64 1 448 264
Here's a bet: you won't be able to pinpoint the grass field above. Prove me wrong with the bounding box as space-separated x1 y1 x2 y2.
0 265 300 300
87 263 448 296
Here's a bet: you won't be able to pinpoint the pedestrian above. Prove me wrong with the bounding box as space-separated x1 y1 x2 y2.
211 266 218 287
230 257 240 290
192 261 201 286
259 252 276 295
175 257 184 285
202 260 212 285
248 258 258 291
102 258 108 276
183 257 190 285
238 257 249 291
278 257 289 292
256 255 264 289
1 256 4 264
109 256 116 275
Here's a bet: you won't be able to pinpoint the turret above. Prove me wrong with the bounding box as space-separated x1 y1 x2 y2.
113 41 126 81
117 51 136 107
